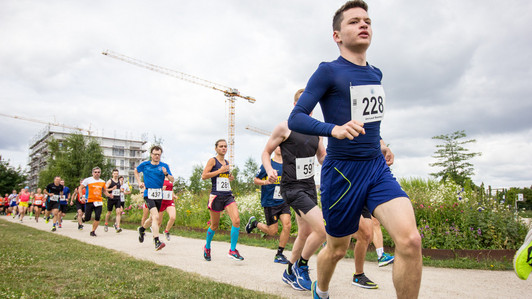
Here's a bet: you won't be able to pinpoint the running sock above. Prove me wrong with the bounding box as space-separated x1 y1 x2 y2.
277 246 285 256
315 283 329 299
287 262 294 275
297 257 309 268
354 273 365 278
154 237 160 242
206 227 215 249
164 230 169 233
230 226 240 251
376 247 384 259
139 226 146 233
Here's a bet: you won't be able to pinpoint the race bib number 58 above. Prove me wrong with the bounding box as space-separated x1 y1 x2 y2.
350 84 385 123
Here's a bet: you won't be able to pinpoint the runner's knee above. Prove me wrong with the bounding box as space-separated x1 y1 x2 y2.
395 230 422 256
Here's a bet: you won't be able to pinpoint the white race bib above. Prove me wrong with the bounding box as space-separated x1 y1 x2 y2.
162 190 173 201
50 195 59 201
147 188 162 200
295 157 315 180
112 189 121 196
60 195 66 201
93 201 103 207
120 193 125 202
350 84 385 123
216 177 231 192
273 186 282 199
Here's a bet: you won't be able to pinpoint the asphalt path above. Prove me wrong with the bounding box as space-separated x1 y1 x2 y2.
4 215 530 298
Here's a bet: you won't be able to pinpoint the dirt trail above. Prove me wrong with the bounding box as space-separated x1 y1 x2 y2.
4 215 529 298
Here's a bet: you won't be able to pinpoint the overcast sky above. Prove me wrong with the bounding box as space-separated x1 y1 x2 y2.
1 0 531 189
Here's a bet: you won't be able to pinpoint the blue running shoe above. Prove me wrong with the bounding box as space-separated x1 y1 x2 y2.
378 252 395 267
292 263 311 291
274 254 289 264
312 281 329 299
282 269 304 291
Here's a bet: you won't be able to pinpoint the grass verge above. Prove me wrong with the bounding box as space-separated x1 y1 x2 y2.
0 218 280 299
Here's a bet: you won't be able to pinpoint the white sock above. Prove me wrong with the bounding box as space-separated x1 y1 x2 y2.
376 247 384 259
316 284 329 299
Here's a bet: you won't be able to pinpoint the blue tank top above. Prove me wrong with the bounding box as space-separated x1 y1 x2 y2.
210 158 232 196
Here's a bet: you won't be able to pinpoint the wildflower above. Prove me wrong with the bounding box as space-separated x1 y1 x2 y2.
425 225 429 229
477 228 482 236
420 204 424 208
420 233 424 238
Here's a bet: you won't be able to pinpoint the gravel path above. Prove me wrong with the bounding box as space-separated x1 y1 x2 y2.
4 215 530 298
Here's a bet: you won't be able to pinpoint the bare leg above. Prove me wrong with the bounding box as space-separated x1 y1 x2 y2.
373 197 422 299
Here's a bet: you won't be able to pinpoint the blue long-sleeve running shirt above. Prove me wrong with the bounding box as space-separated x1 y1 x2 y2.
288 56 384 160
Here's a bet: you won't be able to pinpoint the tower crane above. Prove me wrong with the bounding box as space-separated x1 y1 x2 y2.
0 112 93 135
245 125 271 136
102 50 256 167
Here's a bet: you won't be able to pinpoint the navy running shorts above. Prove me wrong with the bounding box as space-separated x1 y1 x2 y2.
320 155 408 238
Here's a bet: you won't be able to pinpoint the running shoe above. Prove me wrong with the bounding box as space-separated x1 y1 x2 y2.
164 231 170 241
245 216 257 234
282 269 304 291
378 252 395 267
312 281 329 299
274 254 289 264
514 229 532 280
116 227 122 233
51 226 56 232
352 273 378 289
58 223 62 228
203 245 211 261
113 223 118 231
292 263 312 291
78 224 83 230
137 226 145 243
19 219 23 223
45 217 49 224
90 231 97 237
104 224 108 232
154 239 166 251
228 249 244 261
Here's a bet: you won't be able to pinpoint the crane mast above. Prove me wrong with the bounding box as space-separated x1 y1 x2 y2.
102 50 255 167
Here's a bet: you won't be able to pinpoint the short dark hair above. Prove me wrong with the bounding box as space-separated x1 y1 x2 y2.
112 169 119 173
333 0 368 31
150 145 163 154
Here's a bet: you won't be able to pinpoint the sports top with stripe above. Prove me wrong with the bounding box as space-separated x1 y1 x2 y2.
210 158 232 196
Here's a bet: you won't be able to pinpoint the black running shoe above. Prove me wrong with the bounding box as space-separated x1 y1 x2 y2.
155 239 166 251
90 231 97 237
352 273 378 289
245 216 257 234
138 226 145 243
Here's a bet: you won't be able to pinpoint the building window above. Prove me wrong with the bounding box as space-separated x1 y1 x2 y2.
112 146 125 157
130 150 136 157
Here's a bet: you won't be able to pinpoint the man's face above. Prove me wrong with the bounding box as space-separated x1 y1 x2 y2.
334 7 372 50
92 169 101 179
112 171 119 178
151 150 162 162
54 177 61 185
60 180 65 186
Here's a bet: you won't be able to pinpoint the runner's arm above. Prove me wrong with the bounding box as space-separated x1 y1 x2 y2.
316 137 327 165
201 158 223 180
261 122 289 183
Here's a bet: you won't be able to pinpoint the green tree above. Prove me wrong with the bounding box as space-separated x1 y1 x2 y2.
38 133 113 189
430 130 481 186
0 156 27 194
188 164 210 194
